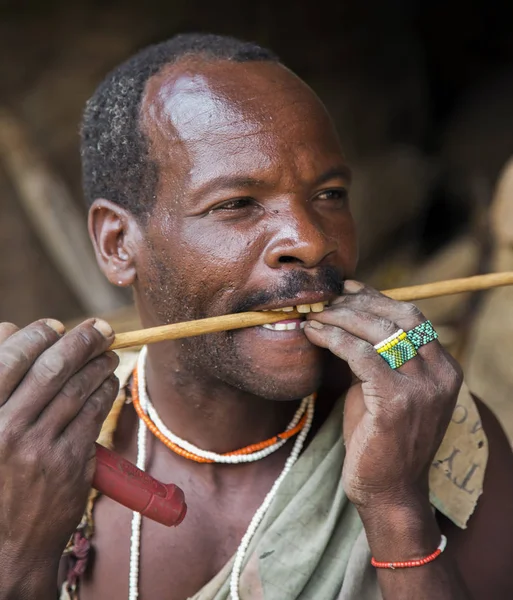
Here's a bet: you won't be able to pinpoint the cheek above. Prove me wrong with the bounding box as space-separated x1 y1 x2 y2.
148 222 265 316
185 222 256 260
180 222 264 282
342 219 358 271
324 211 358 272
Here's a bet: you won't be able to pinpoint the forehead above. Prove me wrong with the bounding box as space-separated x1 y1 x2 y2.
141 58 344 191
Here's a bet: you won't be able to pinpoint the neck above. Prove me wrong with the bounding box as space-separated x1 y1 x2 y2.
143 343 304 455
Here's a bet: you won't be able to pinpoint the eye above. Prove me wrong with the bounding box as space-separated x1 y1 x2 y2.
209 197 254 213
316 188 348 203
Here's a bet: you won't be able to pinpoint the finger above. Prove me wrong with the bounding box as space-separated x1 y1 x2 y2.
307 306 409 348
303 321 400 385
0 319 65 407
63 373 120 447
332 280 441 359
5 319 114 422
335 280 425 326
306 307 425 376
0 322 19 344
36 351 119 437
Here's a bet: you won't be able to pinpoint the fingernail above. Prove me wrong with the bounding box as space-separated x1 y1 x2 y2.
308 320 324 330
45 319 66 335
93 319 113 338
343 280 363 293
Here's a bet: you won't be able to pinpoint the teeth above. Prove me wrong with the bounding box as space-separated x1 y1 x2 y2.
310 302 325 313
262 303 328 313
261 321 303 331
300 321 307 329
296 304 311 313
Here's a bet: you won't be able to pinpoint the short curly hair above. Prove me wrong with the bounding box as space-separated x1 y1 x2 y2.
80 33 279 218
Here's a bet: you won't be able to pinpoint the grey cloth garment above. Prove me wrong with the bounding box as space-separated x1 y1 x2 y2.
187 382 486 600
189 394 378 600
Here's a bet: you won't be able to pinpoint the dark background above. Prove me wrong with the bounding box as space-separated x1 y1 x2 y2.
2 0 513 324
2 1 513 437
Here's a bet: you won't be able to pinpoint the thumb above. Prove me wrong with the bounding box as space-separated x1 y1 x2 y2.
343 383 366 445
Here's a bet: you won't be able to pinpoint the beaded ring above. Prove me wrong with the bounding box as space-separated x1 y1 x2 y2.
406 320 438 350
377 335 418 369
373 329 404 351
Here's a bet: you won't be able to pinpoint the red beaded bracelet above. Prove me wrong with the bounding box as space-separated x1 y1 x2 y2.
371 535 447 569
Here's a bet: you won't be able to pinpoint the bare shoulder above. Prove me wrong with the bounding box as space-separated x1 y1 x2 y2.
438 396 513 599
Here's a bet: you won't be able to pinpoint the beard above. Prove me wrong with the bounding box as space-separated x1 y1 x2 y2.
139 245 344 400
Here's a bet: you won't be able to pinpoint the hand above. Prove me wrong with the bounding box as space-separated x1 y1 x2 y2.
0 318 119 589
304 280 463 513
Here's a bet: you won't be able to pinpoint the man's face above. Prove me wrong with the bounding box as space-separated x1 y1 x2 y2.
133 58 357 400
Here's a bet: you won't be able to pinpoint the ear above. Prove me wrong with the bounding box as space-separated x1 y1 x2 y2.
88 199 139 287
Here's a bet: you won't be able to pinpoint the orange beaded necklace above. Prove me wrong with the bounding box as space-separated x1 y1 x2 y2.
131 366 309 464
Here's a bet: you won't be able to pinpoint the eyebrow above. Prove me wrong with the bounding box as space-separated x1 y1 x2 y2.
314 166 352 186
194 165 352 198
195 176 268 196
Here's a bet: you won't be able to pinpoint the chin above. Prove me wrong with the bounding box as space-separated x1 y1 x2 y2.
229 371 322 401
179 326 325 400
225 347 324 401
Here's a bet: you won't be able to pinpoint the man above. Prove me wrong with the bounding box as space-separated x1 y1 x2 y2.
1 33 513 600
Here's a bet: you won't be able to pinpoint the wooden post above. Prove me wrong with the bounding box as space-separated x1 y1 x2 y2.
0 108 125 315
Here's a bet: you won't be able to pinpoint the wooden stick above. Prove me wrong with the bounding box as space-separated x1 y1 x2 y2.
110 272 513 350
382 271 513 301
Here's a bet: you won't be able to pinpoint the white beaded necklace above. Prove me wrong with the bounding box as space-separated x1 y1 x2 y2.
129 346 315 600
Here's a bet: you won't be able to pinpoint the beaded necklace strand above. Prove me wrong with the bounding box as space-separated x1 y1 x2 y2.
132 369 309 464
128 346 315 600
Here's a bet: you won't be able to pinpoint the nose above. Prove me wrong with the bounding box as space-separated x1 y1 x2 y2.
264 207 339 269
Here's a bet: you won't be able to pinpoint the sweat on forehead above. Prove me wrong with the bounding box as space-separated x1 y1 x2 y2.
140 59 341 191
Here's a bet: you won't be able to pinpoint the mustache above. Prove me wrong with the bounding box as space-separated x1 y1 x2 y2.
231 266 345 314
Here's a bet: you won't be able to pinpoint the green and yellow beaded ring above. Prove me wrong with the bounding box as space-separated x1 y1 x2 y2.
374 329 418 369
